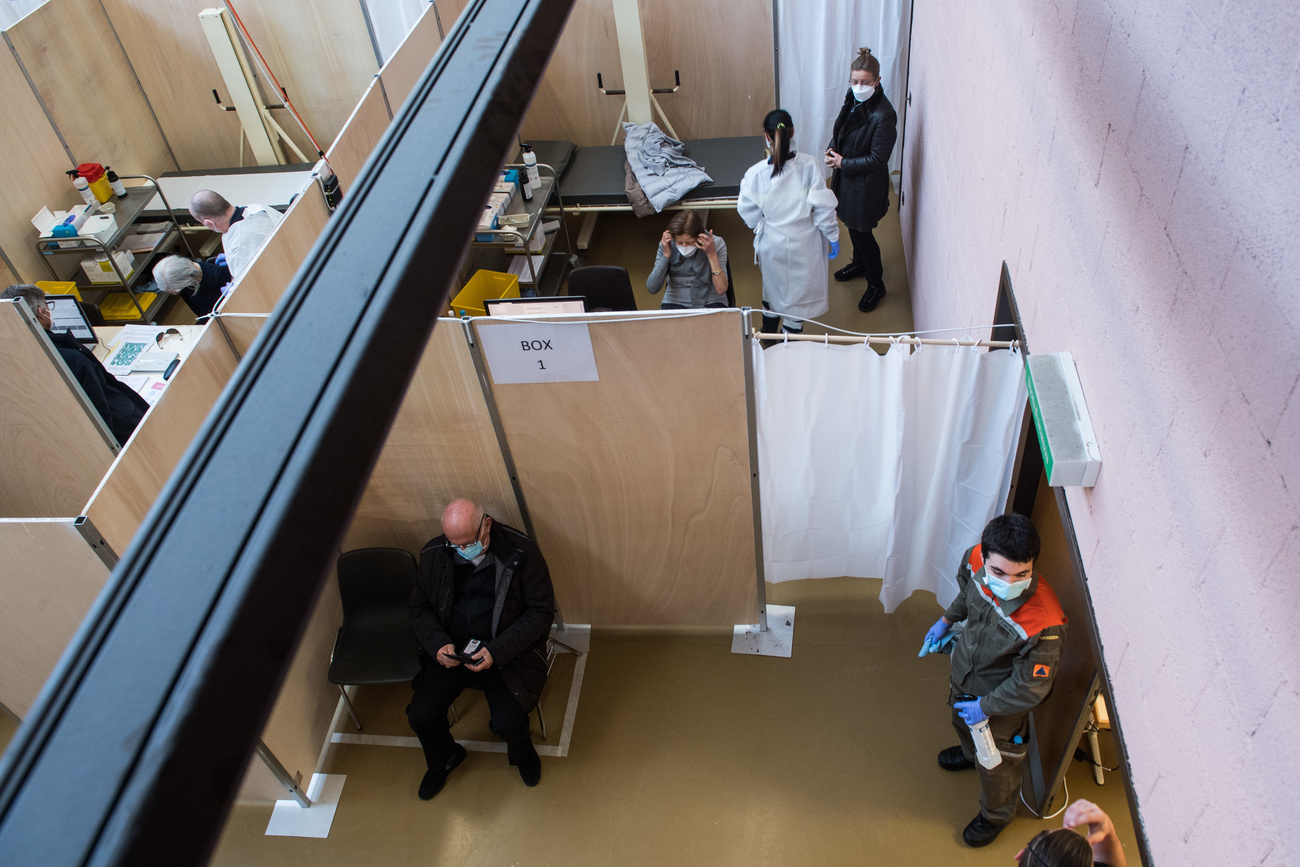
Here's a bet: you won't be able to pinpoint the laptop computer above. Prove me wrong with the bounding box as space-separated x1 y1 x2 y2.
45 295 98 345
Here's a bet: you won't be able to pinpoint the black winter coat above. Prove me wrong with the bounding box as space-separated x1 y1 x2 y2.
410 521 556 711
828 87 898 231
49 329 149 445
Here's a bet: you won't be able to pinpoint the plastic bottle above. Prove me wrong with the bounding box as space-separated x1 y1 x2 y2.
69 173 97 208
519 169 533 202
521 144 540 191
105 167 127 198
968 719 1002 769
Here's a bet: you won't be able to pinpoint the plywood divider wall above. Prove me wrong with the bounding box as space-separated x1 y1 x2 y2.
4 0 176 176
98 0 245 170
375 0 447 115
0 43 79 283
213 314 268 359
83 322 240 557
224 0 378 157
219 181 332 315
0 303 116 517
0 520 110 718
325 76 392 193
481 311 757 625
519 0 774 145
342 321 524 554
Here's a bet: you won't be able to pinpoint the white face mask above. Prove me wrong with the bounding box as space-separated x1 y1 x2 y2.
984 572 1032 601
852 84 876 101
675 244 697 257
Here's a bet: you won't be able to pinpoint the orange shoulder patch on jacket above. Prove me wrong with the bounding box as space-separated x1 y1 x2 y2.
1033 664 1052 678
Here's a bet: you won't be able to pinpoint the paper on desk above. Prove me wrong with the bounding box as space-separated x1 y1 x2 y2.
105 340 153 377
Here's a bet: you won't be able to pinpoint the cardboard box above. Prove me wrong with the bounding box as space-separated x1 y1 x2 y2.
506 221 545 253
78 213 118 246
32 205 94 248
80 250 136 284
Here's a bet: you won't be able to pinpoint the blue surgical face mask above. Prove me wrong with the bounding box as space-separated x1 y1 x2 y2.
456 539 484 560
985 572 1032 600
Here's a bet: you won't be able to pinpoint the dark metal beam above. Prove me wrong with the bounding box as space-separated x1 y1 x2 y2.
0 0 572 863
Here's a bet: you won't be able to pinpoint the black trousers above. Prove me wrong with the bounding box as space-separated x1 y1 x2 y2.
951 709 1030 824
761 302 804 335
848 226 884 288
407 662 533 773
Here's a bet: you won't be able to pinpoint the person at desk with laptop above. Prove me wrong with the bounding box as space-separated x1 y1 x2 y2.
2 284 148 445
188 190 283 281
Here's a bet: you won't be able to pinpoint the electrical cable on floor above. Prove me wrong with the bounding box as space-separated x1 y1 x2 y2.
1020 777 1069 820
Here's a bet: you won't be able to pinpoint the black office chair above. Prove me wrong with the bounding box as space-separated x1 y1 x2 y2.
567 265 638 312
77 300 106 327
449 636 564 741
328 547 423 730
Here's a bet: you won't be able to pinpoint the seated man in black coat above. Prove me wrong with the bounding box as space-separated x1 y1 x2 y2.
407 498 556 800
3 284 149 446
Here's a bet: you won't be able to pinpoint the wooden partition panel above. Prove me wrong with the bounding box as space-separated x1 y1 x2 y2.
99 0 244 170
0 45 77 283
342 321 523 553
325 77 391 193
0 304 116 517
482 311 756 625
219 182 332 315
641 0 774 140
376 0 447 115
84 323 239 557
0 520 110 718
0 256 19 287
5 0 175 175
520 0 773 145
212 314 268 359
225 0 378 156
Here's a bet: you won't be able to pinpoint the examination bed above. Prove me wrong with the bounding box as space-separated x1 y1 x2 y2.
521 137 767 249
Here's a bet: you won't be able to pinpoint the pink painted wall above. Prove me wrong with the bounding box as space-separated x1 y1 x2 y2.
899 2 1299 864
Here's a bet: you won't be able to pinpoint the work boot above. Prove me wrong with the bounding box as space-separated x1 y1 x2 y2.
858 283 886 312
835 262 867 282
937 745 975 771
962 813 1009 847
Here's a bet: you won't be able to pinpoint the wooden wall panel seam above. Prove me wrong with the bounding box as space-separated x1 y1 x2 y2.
1 32 76 165
94 0 181 172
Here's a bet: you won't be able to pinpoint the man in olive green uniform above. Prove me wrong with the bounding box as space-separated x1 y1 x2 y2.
918 514 1068 848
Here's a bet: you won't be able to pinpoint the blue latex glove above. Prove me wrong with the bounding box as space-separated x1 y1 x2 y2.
215 253 227 267
828 240 840 260
918 617 951 657
955 698 989 726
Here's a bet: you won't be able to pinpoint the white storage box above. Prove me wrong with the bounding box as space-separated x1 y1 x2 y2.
1025 352 1102 487
80 250 136 284
507 221 544 253
31 205 94 249
78 214 118 246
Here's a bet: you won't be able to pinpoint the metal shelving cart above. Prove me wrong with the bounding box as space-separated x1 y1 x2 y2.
34 175 195 323
465 163 573 298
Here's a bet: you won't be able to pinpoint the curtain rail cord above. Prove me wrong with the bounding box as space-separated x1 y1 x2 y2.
753 333 1018 349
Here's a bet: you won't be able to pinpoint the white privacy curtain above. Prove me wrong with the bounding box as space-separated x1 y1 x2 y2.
753 341 1027 612
775 0 910 179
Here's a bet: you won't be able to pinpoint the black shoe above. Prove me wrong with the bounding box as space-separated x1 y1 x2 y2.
962 814 1008 848
517 745 541 787
858 283 886 312
418 744 467 800
937 745 975 772
835 262 867 282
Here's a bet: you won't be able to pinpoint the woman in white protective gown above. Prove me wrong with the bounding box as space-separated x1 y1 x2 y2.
737 108 840 335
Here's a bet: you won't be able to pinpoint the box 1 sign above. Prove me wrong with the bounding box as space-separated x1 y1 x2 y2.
477 321 599 384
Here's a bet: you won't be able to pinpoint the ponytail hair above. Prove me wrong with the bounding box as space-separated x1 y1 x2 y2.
851 46 881 78
763 109 795 178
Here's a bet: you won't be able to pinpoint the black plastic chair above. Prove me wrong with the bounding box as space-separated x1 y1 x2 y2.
328 547 422 730
77 300 106 327
567 265 638 311
725 256 736 308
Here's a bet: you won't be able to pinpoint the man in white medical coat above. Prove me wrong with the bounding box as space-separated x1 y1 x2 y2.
188 190 284 281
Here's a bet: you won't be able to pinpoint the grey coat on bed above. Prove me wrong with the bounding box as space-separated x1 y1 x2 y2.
623 122 713 213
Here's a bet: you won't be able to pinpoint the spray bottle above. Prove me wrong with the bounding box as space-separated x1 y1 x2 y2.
955 694 1001 769
521 143 540 191
68 171 97 208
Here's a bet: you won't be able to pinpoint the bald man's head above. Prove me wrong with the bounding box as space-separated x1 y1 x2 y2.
442 498 488 548
189 190 234 232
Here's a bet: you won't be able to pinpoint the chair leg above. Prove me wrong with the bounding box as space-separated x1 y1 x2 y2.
536 701 546 741
338 684 362 731
447 701 459 726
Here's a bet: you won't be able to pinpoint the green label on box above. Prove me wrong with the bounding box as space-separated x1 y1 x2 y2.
1025 361 1055 482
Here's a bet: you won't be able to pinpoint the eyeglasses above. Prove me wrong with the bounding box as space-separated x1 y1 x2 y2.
155 328 183 351
44 301 56 311
445 515 487 550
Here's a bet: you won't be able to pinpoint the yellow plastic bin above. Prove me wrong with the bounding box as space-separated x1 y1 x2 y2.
35 280 82 302
99 291 157 321
450 269 519 317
